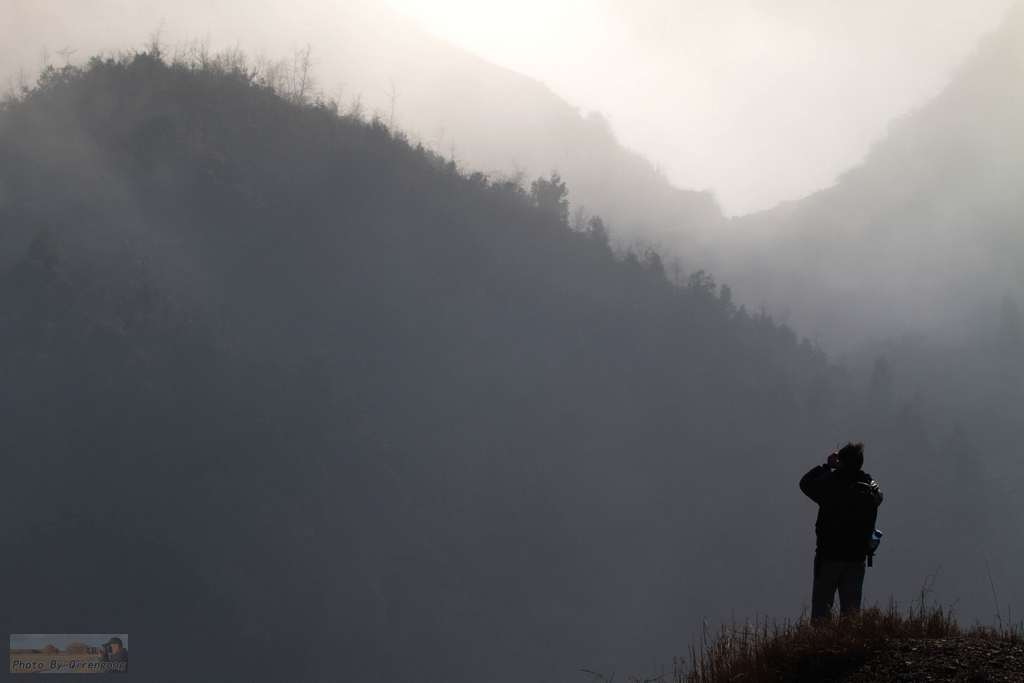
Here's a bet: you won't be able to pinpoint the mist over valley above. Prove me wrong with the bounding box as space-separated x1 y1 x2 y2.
1 3 1022 681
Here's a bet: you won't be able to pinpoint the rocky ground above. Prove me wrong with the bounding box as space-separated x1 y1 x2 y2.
826 637 1024 683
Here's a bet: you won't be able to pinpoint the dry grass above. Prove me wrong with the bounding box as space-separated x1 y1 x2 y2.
623 599 1023 683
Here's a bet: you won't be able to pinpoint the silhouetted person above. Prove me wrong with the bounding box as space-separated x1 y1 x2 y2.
800 442 882 622
97 637 127 673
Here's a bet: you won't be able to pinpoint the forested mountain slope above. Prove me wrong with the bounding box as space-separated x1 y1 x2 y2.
0 52 1017 682
209 0 729 244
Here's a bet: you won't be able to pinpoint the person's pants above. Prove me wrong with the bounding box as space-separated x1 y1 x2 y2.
811 555 866 622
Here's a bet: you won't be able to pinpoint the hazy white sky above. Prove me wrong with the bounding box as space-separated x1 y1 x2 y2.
2 0 1016 214
382 0 1015 214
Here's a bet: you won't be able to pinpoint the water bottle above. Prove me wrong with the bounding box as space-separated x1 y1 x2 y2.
868 529 882 551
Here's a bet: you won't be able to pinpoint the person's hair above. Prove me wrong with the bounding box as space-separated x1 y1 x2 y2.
837 442 864 470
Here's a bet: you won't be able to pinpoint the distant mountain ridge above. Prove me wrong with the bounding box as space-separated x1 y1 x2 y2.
4 0 1019 349
288 0 727 240
345 0 1022 348
706 2 1024 348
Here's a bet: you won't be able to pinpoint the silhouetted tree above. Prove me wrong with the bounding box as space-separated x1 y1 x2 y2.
531 171 569 227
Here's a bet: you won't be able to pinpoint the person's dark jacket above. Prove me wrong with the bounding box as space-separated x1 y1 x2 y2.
800 463 883 562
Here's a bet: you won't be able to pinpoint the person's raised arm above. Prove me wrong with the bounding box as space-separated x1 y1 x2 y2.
799 454 836 502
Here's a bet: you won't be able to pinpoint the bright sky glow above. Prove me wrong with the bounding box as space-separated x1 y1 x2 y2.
382 0 1015 214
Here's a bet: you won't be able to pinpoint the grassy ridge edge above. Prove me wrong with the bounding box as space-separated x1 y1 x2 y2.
630 601 1023 683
